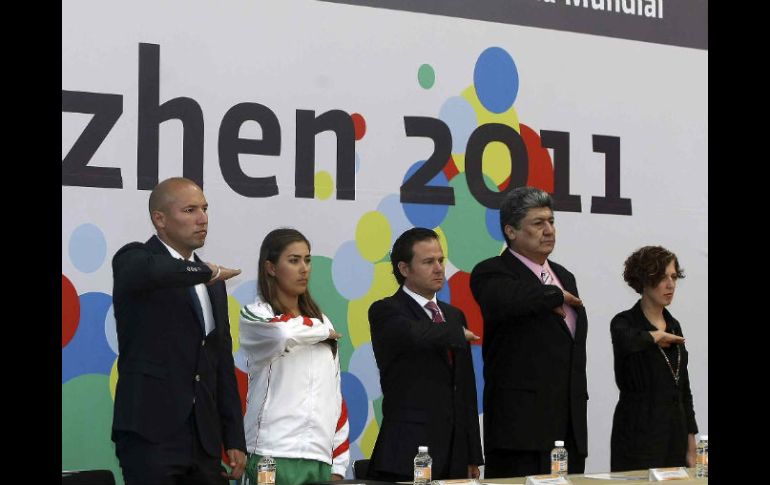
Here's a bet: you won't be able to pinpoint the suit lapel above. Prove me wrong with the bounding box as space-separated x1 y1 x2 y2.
502 250 576 340
396 288 454 368
396 288 431 322
501 249 542 285
549 261 585 341
193 253 220 335
147 236 208 336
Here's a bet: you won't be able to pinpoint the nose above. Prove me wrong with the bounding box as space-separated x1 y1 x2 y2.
544 221 555 234
198 209 208 224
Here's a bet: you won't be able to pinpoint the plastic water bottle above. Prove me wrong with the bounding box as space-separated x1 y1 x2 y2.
257 455 276 485
413 445 432 485
550 440 568 477
695 434 708 478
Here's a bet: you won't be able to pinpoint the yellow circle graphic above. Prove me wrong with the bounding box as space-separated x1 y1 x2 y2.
315 171 334 200
355 212 392 263
348 262 399 347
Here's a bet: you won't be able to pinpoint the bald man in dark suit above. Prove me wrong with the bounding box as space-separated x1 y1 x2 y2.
111 177 246 485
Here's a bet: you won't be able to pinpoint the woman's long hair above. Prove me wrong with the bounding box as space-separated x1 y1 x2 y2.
257 228 323 319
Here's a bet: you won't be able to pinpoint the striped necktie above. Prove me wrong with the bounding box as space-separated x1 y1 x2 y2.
541 268 553 285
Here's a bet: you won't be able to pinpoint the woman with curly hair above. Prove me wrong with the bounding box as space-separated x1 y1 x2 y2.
610 246 699 471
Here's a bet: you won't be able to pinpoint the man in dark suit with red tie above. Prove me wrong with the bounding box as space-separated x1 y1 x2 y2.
368 228 484 482
470 186 588 478
111 177 247 485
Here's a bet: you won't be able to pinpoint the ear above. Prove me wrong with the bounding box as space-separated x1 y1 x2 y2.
151 210 166 229
397 261 410 280
504 224 517 241
265 260 276 277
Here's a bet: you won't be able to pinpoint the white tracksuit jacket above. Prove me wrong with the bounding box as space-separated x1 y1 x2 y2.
239 299 350 477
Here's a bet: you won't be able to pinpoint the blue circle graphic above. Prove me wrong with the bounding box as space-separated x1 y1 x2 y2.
473 47 519 114
69 224 107 273
232 279 258 307
377 194 412 246
439 96 478 154
233 347 248 373
341 371 369 442
348 343 382 400
471 345 485 414
332 241 375 300
486 207 504 241
62 292 117 383
105 304 118 355
437 281 451 303
402 161 450 229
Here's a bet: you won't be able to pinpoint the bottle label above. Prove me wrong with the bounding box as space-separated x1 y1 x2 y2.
551 460 567 474
696 453 708 465
258 470 276 485
414 466 431 481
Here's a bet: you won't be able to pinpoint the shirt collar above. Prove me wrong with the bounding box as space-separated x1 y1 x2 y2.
158 237 195 262
402 284 438 309
508 247 550 277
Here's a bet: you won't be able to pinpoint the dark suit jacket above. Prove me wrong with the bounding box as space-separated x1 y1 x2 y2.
368 288 483 479
470 249 588 455
111 235 246 456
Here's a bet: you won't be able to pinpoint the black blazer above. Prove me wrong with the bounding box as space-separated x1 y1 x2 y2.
470 249 588 455
368 288 483 479
111 235 246 456
609 301 697 471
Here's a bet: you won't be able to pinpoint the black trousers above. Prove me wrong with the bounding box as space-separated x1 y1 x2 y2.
485 421 586 478
115 414 228 485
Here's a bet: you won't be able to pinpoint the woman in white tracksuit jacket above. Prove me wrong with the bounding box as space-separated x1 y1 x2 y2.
240 228 349 485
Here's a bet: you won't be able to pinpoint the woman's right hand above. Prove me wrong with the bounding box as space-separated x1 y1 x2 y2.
650 330 685 348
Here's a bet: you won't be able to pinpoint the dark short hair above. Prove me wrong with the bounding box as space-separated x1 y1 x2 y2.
499 186 552 248
622 245 685 294
390 228 440 285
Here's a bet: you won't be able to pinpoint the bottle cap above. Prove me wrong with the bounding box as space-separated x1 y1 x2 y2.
418 446 428 453
554 440 565 447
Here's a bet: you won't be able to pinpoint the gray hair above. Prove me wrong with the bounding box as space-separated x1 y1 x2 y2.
499 186 553 247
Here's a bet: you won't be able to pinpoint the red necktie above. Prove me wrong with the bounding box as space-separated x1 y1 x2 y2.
425 301 453 365
425 301 445 323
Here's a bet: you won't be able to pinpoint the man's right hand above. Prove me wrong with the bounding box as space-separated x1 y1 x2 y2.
463 328 481 342
205 262 242 284
562 289 583 308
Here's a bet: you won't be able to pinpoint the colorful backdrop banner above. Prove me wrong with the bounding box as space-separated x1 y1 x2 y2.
63 2 707 482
